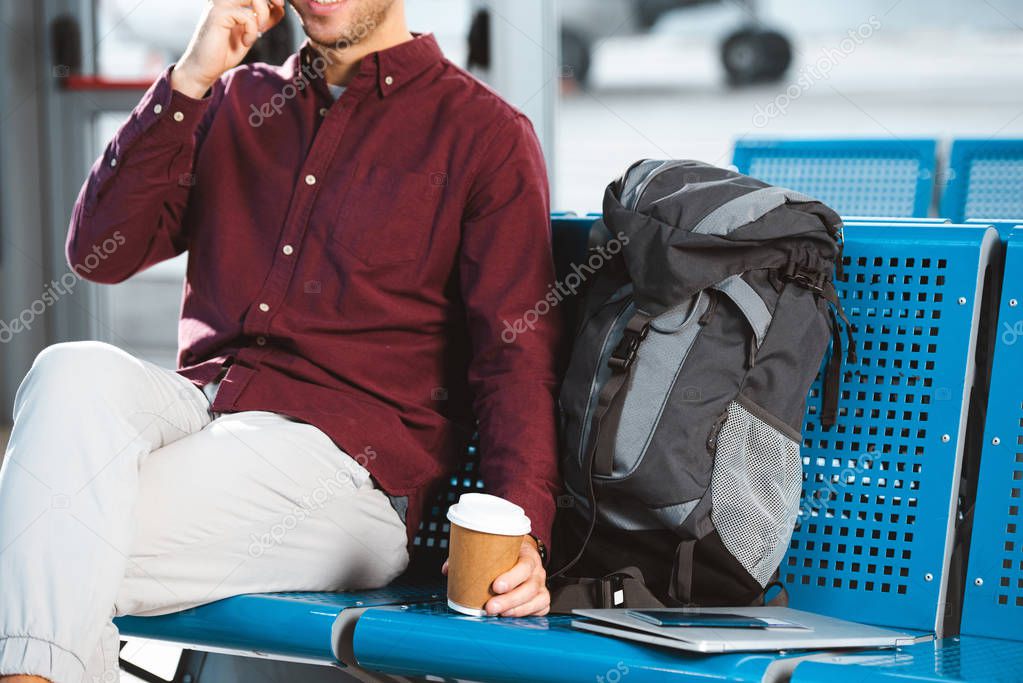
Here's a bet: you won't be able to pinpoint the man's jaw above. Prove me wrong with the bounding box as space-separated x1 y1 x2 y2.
290 0 368 48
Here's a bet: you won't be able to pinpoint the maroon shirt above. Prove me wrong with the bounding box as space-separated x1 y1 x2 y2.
67 34 562 547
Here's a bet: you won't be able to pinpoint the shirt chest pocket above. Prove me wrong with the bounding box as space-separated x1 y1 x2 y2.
331 162 440 267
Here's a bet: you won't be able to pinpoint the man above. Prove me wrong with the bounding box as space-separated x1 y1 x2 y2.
0 1 561 681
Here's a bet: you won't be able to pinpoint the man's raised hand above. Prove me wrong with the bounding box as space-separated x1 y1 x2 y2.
171 0 287 98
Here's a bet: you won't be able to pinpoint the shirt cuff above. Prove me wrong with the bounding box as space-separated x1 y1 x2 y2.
518 496 555 554
82 66 214 217
140 65 215 145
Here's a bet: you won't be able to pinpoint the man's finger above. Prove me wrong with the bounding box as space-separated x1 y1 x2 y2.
503 594 550 618
213 6 259 37
491 556 534 594
244 0 272 32
267 0 287 26
219 8 260 48
486 577 543 615
500 589 551 618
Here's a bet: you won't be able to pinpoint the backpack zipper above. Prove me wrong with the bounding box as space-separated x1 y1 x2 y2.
578 298 634 471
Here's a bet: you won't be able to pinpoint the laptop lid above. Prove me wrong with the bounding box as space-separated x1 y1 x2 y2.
572 607 919 653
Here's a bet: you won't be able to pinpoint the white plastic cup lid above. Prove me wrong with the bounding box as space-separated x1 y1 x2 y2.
446 493 531 536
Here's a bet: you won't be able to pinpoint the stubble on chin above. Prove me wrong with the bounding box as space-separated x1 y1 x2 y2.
305 0 396 55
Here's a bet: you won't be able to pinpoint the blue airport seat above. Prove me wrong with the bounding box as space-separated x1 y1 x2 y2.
732 139 938 218
353 603 807 683
960 228 1023 640
941 139 1023 223
965 218 1023 241
788 229 1023 683
784 223 997 635
347 223 996 682
843 217 949 224
551 214 599 283
116 221 997 681
115 583 444 663
789 636 1023 683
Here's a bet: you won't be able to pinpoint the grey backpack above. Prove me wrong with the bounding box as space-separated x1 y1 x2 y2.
551 160 853 608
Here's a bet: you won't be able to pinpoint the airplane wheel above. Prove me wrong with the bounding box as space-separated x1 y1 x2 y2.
721 28 792 86
561 26 592 88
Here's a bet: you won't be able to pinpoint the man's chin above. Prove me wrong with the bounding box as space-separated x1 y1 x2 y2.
292 0 392 51
300 20 364 51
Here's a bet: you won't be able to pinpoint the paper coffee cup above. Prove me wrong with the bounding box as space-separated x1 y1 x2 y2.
446 493 531 616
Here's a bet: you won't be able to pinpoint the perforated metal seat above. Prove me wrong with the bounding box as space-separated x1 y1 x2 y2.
942 140 1023 222
732 139 938 218
786 229 1022 683
786 224 998 634
349 223 997 682
960 229 1023 639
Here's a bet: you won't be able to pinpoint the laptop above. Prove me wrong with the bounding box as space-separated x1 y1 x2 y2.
572 607 918 654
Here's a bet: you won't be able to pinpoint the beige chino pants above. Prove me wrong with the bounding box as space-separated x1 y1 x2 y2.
0 342 409 683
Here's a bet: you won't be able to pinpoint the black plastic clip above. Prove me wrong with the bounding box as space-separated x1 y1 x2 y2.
608 322 649 371
781 262 827 294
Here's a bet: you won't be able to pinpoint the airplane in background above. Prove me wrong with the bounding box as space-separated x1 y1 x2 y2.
469 0 793 88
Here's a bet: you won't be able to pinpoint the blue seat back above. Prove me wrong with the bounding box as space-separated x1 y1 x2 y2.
961 229 1023 640
844 216 949 224
412 218 994 636
732 139 938 218
942 139 1023 223
966 218 1023 241
783 224 997 634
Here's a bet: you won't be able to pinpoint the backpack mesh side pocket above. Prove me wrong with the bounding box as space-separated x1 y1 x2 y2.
710 398 801 587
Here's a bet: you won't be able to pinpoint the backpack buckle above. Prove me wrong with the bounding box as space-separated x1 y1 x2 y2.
782 263 826 294
599 572 629 607
609 324 649 371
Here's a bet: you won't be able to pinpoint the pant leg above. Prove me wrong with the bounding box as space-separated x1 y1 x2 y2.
0 342 212 683
117 410 408 616
82 411 408 683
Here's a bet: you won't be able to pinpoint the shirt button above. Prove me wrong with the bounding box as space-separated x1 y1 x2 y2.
258 303 270 312
256 336 267 346
305 174 316 185
384 75 394 86
109 158 117 167
173 111 184 122
154 104 163 114
282 245 294 255
319 107 328 117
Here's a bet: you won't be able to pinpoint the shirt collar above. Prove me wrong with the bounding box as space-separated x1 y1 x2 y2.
298 33 443 98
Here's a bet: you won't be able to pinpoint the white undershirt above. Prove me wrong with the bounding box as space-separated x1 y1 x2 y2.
328 84 346 100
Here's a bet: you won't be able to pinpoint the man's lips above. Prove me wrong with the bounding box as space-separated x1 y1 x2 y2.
306 0 346 16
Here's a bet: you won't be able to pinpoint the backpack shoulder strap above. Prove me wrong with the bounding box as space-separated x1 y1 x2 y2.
550 311 652 579
592 312 653 476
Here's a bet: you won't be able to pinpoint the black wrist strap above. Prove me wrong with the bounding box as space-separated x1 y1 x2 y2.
529 534 549 566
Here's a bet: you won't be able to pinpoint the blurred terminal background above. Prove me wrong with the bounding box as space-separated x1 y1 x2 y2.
1 0 1022 441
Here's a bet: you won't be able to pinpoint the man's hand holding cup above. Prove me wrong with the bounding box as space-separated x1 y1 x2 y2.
442 493 550 617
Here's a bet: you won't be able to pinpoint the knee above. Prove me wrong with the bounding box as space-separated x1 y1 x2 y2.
20 341 136 403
